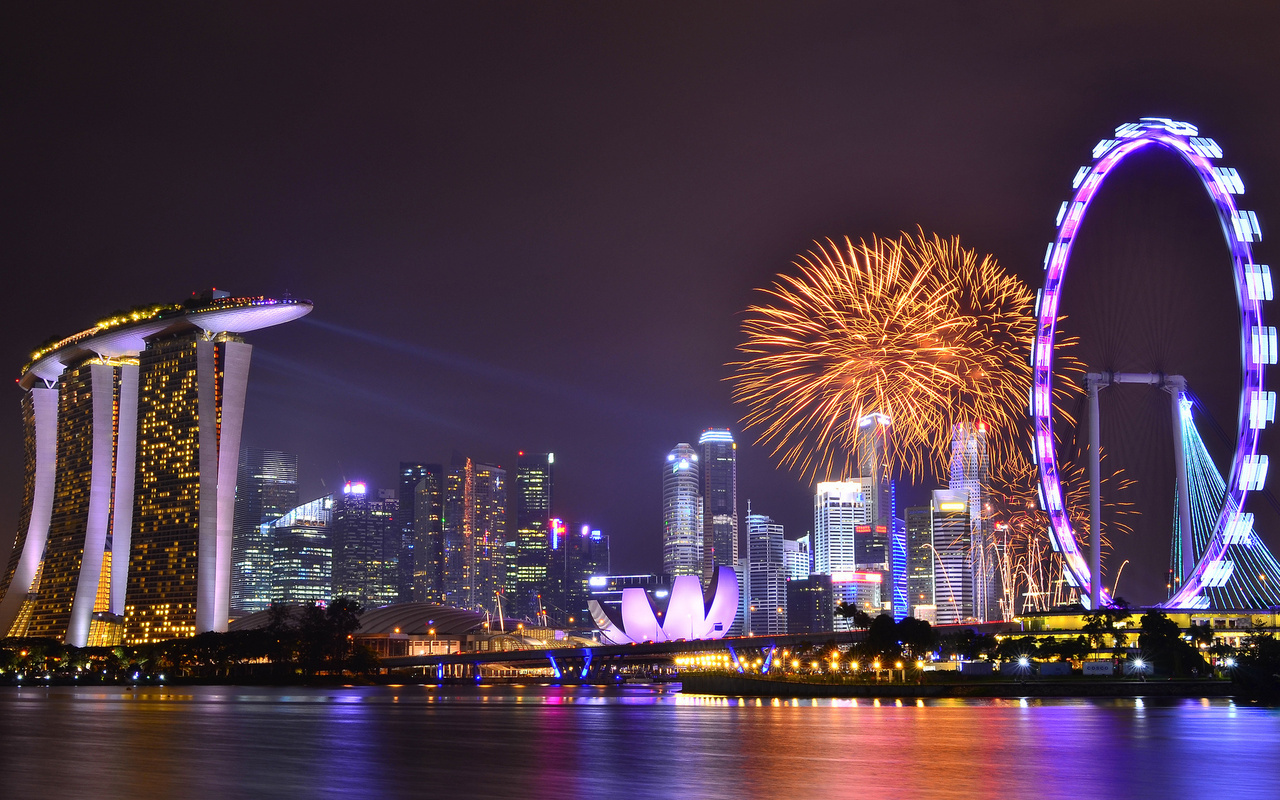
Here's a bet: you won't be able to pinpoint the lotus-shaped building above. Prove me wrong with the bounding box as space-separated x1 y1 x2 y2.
588 566 738 644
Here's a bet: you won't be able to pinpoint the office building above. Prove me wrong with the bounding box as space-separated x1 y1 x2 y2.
559 523 610 625
332 482 399 608
513 451 553 617
746 507 787 636
699 428 738 583
663 443 703 578
411 466 445 603
269 495 333 605
891 515 908 621
441 456 506 611
787 574 834 634
832 571 883 631
231 448 298 615
783 537 810 582
813 481 868 575
949 421 1001 621
931 489 973 625
905 505 934 617
399 463 442 602
854 414 893 569
472 461 507 612
0 292 312 645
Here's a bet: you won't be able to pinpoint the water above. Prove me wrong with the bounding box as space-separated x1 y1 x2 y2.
2 684 1278 799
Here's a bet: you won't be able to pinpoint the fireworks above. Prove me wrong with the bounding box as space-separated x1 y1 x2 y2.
730 229 1080 481
990 450 1136 613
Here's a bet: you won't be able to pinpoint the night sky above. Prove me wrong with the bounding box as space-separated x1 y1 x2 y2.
6 3 1280 606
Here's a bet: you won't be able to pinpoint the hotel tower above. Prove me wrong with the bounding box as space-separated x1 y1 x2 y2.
0 291 311 645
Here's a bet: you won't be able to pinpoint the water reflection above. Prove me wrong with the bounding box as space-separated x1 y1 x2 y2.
0 685 1277 799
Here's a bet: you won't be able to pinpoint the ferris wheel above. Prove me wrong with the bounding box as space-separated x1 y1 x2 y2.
1031 117 1272 610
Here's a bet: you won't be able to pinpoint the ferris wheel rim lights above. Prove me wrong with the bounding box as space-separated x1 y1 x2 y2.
1031 117 1269 609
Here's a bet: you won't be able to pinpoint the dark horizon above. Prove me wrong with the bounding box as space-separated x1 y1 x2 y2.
6 3 1280 605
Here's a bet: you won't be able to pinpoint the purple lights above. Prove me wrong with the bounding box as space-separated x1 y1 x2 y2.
1031 117 1269 609
587 567 739 644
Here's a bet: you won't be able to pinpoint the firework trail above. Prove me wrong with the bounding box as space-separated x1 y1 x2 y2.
731 229 1081 482
989 450 1136 614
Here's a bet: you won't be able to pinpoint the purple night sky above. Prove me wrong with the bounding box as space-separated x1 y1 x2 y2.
6 3 1280 604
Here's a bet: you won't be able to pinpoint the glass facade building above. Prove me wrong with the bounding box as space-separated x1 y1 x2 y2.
813 481 868 576
746 508 787 636
332 482 399 608
931 488 973 625
786 574 833 634
905 505 935 618
410 465 445 603
949 421 997 621
698 428 738 584
269 495 333 605
662 443 702 578
513 452 553 617
441 456 506 611
231 448 298 614
398 463 441 603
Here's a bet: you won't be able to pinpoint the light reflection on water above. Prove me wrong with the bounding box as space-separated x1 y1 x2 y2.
1 684 1278 799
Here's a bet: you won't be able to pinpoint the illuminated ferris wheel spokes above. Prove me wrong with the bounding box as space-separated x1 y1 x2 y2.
1031 117 1273 610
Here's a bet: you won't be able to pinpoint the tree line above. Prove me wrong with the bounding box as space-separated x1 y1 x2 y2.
0 598 379 683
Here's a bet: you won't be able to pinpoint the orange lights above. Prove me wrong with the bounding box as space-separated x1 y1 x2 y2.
731 229 1078 482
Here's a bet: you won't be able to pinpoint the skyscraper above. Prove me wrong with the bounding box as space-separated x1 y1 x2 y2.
563 524 609 624
662 443 702 578
905 505 935 618
231 448 298 614
949 421 996 621
0 292 312 646
269 494 333 606
442 457 472 608
513 451 553 617
854 414 893 570
699 428 738 584
746 506 787 636
783 537 810 581
411 466 445 603
931 488 973 625
786 574 833 634
813 480 867 576
399 463 440 602
332 482 399 608
472 461 507 611
441 456 506 610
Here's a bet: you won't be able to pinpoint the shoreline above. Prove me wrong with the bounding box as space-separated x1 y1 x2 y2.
679 673 1236 698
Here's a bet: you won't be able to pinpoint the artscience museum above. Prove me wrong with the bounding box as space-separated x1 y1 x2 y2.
588 566 739 644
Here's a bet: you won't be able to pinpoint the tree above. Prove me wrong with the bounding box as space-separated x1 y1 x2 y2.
939 629 997 661
863 614 904 662
995 636 1040 662
1233 627 1280 699
1189 622 1214 647
1137 610 1206 677
896 617 935 656
1039 635 1090 665
1082 604 1132 650
836 602 873 629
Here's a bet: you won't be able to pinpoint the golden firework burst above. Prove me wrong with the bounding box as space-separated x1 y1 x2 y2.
730 229 1081 481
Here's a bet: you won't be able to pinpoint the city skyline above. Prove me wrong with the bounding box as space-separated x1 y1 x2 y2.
6 5 1280 606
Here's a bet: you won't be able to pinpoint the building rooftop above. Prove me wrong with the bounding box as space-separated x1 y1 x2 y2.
21 292 313 388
